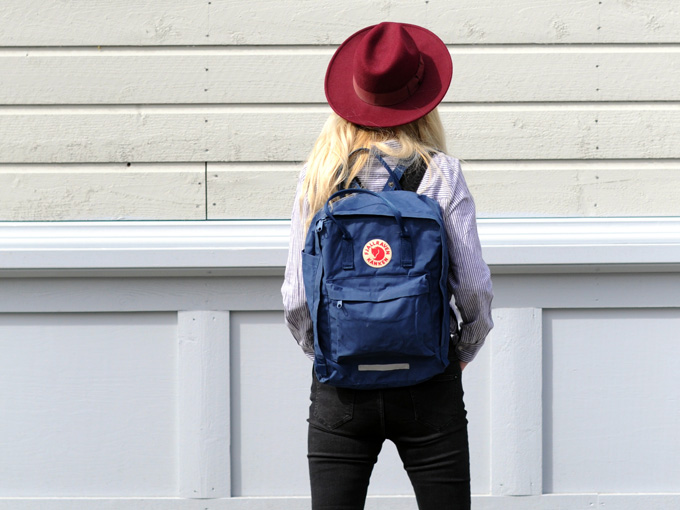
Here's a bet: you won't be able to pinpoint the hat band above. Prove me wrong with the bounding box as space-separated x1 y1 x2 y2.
353 55 425 107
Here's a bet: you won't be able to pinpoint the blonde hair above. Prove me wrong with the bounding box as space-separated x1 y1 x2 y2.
301 108 447 228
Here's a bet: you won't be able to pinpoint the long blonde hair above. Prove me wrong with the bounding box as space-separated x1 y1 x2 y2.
301 108 447 227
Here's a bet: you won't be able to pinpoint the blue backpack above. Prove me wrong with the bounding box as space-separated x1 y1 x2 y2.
302 153 450 389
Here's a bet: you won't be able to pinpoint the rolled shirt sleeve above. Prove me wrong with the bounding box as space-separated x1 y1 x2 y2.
281 166 315 359
442 157 494 362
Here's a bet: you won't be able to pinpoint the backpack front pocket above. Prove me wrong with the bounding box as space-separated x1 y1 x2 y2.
325 274 435 362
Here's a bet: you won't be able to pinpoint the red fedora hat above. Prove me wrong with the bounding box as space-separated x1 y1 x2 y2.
325 22 452 128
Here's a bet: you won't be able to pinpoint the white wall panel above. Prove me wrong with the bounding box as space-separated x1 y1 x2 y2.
0 220 677 508
0 312 178 496
228 310 492 498
543 308 680 493
229 311 311 496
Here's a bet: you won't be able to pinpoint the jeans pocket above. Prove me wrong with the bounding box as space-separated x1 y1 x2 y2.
309 374 355 430
409 365 465 431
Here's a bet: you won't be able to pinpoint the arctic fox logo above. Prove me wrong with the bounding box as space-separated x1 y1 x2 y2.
362 239 392 268
371 246 386 261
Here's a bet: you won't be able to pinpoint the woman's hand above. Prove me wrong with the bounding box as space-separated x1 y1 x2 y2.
459 361 468 372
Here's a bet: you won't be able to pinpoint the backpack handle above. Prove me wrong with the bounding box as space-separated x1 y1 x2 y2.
325 188 406 233
323 188 413 269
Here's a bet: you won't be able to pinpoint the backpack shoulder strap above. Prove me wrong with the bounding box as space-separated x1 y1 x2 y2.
375 154 407 191
345 150 430 192
398 155 428 192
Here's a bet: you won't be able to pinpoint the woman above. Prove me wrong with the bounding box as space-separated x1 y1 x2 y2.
282 22 493 510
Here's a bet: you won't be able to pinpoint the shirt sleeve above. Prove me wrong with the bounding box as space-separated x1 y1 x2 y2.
442 157 494 363
281 166 315 359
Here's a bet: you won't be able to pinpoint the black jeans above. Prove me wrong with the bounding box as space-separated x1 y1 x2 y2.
307 359 470 510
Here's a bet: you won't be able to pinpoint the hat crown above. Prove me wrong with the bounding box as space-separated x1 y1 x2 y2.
324 22 452 127
353 23 421 95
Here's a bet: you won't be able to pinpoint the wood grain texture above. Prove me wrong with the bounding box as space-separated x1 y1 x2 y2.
0 1 208 46
200 0 680 45
212 0 680 45
178 311 231 499
207 163 298 219
1 106 678 163
464 160 680 218
1 152 678 220
489 308 542 496
2 1 679 46
205 161 680 219
0 164 205 220
2 48 679 104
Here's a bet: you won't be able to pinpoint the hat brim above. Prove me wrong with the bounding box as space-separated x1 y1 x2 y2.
325 24 453 128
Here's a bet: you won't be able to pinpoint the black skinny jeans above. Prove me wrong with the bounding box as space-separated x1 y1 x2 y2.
307 357 470 510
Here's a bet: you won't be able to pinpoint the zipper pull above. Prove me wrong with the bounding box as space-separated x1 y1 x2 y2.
335 300 348 316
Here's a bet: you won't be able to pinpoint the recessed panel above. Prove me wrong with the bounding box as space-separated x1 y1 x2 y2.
0 312 177 496
230 311 492 496
543 308 680 493
229 311 312 496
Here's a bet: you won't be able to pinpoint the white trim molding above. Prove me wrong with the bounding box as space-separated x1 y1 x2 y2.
482 217 680 271
0 218 679 276
5 494 679 510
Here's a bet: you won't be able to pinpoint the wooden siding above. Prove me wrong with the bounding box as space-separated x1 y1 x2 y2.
2 1 680 45
0 1 679 218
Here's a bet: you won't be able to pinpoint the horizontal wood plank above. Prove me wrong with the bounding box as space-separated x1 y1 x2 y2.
213 0 680 44
0 164 205 220
8 159 674 221
465 160 680 218
1 106 678 163
1 160 674 221
206 161 680 219
207 163 298 219
3 1 679 45
2 48 679 104
0 1 208 46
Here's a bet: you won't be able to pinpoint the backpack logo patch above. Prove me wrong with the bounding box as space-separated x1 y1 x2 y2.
362 239 392 268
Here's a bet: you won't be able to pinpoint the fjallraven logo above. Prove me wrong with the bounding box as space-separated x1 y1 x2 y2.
362 239 392 268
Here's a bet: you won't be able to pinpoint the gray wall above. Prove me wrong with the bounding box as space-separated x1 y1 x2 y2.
0 219 679 509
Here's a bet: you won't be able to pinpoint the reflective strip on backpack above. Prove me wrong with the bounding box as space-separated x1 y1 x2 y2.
358 363 410 372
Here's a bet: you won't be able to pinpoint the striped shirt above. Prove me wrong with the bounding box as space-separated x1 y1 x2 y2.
281 150 494 363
